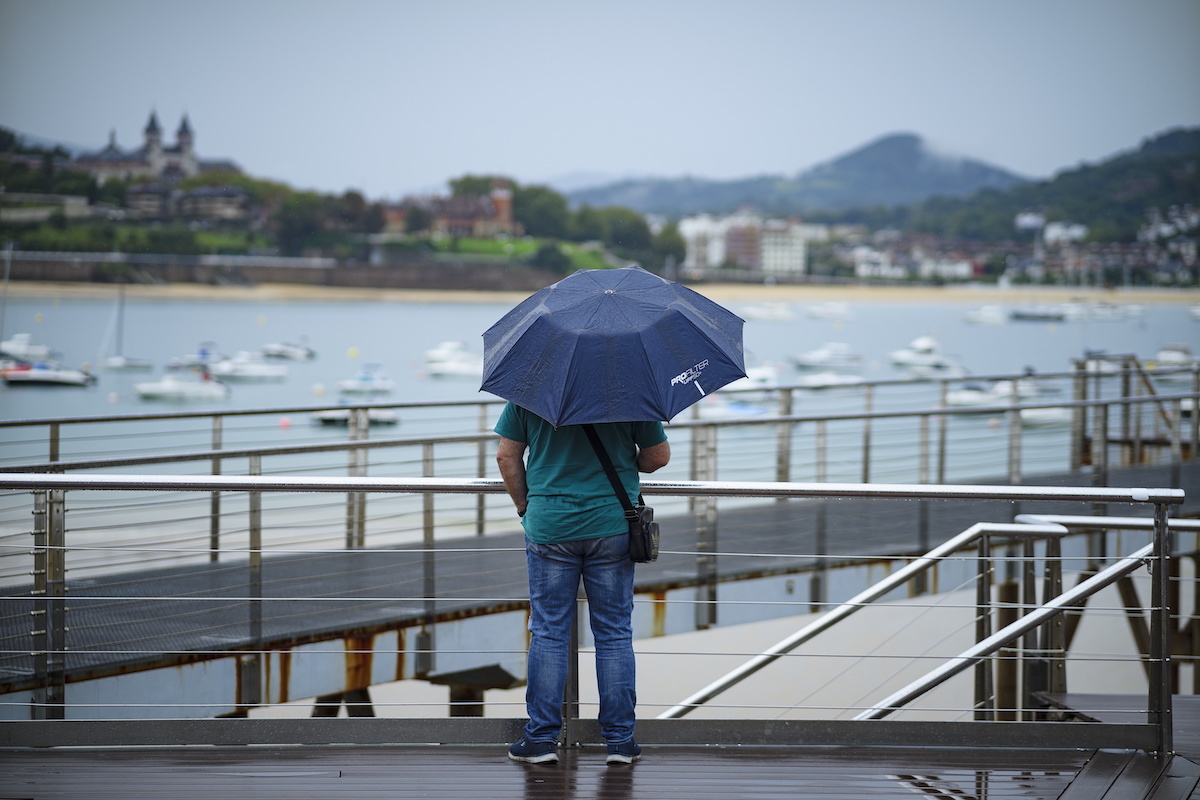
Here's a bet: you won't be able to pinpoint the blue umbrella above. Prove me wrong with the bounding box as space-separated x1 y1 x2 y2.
481 265 746 426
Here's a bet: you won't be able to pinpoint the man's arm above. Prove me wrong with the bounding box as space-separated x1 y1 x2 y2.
637 440 671 473
495 436 529 516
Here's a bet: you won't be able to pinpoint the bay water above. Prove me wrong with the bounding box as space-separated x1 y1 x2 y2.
1 290 1195 425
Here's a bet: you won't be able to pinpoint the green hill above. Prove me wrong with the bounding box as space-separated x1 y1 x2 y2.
891 127 1200 241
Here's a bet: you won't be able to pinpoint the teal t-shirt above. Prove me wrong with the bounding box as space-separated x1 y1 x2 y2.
494 403 667 544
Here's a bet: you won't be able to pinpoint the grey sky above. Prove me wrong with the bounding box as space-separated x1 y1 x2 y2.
2 0 1198 201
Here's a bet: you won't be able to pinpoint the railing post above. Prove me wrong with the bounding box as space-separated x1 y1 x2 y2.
418 442 436 675
996 547 1019 721
812 420 828 613
241 455 263 711
210 415 222 562
936 389 949 484
477 404 489 536
1092 403 1110 522
692 424 718 630
974 532 994 720
1133 393 1145 466
1070 360 1087 471
1007 404 1023 522
774 388 794 495
861 385 874 483
1020 536 1037 720
48 422 59 463
915 414 931 595
1120 363 1133 465
1150 502 1174 754
1042 536 1066 700
30 489 66 719
345 409 367 549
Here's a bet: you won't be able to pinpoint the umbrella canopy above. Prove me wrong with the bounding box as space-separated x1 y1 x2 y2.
481 265 746 426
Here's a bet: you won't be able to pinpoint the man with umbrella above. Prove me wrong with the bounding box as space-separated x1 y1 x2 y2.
482 266 746 765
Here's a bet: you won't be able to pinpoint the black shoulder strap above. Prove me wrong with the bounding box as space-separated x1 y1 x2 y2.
582 424 638 520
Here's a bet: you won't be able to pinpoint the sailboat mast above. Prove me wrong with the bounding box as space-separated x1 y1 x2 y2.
115 282 125 357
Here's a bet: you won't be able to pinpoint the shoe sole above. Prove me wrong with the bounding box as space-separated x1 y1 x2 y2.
606 754 640 765
509 752 559 764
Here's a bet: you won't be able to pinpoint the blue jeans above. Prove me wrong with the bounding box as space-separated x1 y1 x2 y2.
523 533 636 745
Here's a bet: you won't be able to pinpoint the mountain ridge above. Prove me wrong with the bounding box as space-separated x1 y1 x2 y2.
565 132 1027 217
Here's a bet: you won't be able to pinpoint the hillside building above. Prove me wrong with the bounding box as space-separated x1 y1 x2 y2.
679 211 813 277
384 181 520 239
71 112 241 185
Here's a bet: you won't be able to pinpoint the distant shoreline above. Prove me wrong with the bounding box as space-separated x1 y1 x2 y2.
4 279 1199 306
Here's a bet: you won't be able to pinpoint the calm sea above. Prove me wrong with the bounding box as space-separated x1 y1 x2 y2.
0 290 1196 423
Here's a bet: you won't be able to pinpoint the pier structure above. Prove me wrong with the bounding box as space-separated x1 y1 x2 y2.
1 359 1199 797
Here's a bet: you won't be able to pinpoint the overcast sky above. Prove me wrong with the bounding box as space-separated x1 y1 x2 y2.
2 0 1198 201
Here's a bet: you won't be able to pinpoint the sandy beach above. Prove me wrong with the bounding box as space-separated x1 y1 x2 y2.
3 278 1199 306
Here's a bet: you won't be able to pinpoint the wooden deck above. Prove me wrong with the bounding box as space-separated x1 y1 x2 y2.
1 742 1198 799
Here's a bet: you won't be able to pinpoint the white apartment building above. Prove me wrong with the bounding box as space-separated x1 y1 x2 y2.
679 211 816 276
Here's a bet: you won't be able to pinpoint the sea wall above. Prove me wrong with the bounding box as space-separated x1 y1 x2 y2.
4 252 563 293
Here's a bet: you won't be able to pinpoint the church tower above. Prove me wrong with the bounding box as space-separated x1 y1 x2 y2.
143 111 162 153
143 111 165 174
176 114 193 155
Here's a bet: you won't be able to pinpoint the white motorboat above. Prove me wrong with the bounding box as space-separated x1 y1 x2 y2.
262 341 317 360
2 362 96 387
795 370 865 389
339 364 395 394
944 378 1039 407
904 357 968 379
209 352 288 381
0 333 53 361
791 342 862 370
311 407 399 426
424 341 483 378
1149 343 1199 381
1189 304 1200 321
889 336 946 367
133 372 230 402
806 301 852 321
943 384 997 407
964 305 1006 325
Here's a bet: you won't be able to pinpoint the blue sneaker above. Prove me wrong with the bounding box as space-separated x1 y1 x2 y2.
508 738 559 764
605 740 641 764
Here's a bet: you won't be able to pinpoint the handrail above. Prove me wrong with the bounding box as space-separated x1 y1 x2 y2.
855 541 1154 721
856 514 1200 722
0 473 1186 505
657 521 1071 719
0 473 1183 754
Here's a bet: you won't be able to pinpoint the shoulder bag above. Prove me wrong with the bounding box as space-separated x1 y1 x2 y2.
582 424 659 563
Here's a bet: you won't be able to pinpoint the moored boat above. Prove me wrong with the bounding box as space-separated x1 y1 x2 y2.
2 361 96 387
791 342 862 370
0 333 53 361
133 372 229 402
338 364 395 394
310 407 399 426
209 352 288 381
262 341 317 360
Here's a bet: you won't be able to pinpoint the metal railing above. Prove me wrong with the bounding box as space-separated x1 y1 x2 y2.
0 472 1185 755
